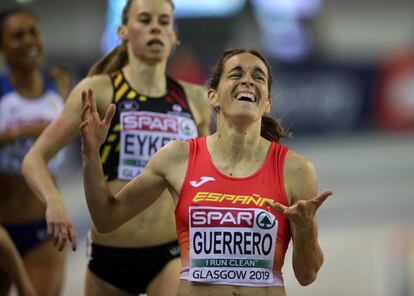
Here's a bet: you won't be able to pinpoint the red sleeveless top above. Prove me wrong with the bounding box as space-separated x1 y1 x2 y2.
175 137 291 287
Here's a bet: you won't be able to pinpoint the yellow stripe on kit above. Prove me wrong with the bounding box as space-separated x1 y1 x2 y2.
100 145 111 163
139 95 147 102
127 90 137 99
114 73 122 88
114 124 121 132
107 134 117 143
115 83 129 103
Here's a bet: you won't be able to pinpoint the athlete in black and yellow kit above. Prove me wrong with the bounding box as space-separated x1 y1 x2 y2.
21 0 210 295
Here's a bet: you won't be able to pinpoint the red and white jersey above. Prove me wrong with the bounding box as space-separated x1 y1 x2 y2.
175 137 291 287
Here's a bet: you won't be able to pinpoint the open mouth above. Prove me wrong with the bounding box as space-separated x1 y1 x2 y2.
147 39 164 47
23 47 40 59
235 92 257 103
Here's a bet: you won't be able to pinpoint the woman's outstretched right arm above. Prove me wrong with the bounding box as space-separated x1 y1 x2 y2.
21 76 112 251
81 89 182 233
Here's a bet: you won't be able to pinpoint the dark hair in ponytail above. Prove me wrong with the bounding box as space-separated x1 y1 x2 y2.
208 48 291 142
87 0 175 77
261 115 290 142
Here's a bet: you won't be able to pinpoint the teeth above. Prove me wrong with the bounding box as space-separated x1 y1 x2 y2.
148 40 163 46
25 47 38 58
236 92 255 102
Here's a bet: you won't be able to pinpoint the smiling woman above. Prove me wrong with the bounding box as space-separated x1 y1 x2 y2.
208 49 289 143
79 48 332 296
0 7 71 296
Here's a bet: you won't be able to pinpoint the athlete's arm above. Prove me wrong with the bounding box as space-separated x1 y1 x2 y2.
21 75 112 251
180 82 211 136
0 121 49 146
0 226 37 296
81 89 183 233
48 66 72 100
267 151 332 286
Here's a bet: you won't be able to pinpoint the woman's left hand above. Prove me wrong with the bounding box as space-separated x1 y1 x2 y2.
266 190 332 230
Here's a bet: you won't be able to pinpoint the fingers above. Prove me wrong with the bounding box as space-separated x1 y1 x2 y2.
48 221 77 252
81 90 87 107
52 223 60 246
80 103 90 123
79 121 88 134
57 225 68 251
265 200 288 214
81 91 92 132
310 190 333 208
68 224 78 251
82 89 114 127
81 89 97 116
87 88 98 115
103 103 116 126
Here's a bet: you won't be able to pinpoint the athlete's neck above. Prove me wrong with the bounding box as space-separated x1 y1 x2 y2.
215 111 263 147
8 68 44 98
125 58 167 98
207 120 269 176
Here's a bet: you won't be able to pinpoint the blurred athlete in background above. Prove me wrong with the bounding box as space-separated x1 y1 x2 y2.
22 0 210 295
0 7 71 296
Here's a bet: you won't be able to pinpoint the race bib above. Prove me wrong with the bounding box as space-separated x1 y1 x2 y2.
119 111 197 180
189 206 278 285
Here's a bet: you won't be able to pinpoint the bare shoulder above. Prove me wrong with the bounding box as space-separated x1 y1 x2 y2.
285 150 315 177
76 74 112 96
67 74 113 116
155 140 189 163
179 80 207 97
179 80 208 107
284 150 317 203
47 66 72 99
149 140 190 176
178 80 210 134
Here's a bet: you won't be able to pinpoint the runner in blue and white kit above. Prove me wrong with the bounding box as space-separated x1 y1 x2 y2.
0 7 71 296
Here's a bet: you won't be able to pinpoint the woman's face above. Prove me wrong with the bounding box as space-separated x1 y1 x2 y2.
0 12 44 71
209 53 271 122
122 0 176 64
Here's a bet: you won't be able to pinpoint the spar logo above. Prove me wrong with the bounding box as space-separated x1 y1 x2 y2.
121 112 179 133
256 212 276 230
180 119 196 136
190 208 255 228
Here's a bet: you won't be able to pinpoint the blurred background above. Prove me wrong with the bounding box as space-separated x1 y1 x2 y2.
1 0 413 295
